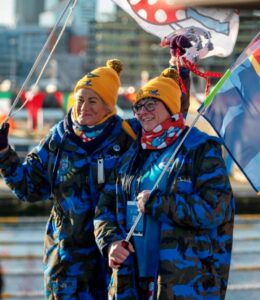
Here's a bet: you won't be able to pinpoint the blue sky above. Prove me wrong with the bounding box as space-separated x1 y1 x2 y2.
0 0 114 26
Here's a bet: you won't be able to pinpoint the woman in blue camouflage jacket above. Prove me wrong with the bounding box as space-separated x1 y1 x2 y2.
94 67 235 300
0 59 138 299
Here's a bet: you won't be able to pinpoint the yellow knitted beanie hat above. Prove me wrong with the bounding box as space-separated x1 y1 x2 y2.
74 59 123 111
135 68 181 115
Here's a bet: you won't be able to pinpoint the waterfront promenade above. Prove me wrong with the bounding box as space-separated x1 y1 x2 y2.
0 215 260 299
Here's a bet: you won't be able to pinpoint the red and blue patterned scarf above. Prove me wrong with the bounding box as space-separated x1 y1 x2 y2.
141 113 185 150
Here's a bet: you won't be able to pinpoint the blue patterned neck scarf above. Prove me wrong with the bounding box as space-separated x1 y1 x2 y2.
71 113 112 142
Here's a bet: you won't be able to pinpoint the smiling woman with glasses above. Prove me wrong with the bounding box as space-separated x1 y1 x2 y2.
95 66 235 300
132 98 159 113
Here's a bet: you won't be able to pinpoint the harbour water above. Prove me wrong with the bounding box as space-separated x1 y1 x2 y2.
0 215 260 299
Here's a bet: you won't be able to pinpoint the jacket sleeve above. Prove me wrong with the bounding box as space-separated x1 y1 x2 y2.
0 133 53 202
94 170 125 258
145 141 234 229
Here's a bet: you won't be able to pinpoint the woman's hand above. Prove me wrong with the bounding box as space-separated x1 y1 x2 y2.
170 35 192 57
0 122 9 152
108 240 134 269
169 34 192 66
137 190 151 213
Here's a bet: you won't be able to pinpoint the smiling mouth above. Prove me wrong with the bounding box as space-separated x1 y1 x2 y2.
141 118 153 122
80 113 93 117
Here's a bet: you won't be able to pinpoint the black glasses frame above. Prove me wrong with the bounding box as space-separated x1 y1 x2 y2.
132 98 159 114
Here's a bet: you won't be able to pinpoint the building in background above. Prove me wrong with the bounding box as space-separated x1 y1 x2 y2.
0 2 259 96
39 0 97 90
0 0 97 92
16 0 45 25
0 27 17 86
40 0 96 52
88 6 169 90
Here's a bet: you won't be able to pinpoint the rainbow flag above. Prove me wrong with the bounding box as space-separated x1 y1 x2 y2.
202 33 260 192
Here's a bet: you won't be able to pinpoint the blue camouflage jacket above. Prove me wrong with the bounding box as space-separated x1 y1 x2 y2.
94 127 235 300
0 112 137 292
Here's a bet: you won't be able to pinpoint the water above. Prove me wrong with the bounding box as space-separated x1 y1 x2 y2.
0 216 260 299
0 217 45 299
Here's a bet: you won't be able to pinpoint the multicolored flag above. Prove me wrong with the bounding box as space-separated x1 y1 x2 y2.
21 90 46 130
55 91 75 112
0 91 12 116
0 91 16 130
112 0 239 58
201 33 260 192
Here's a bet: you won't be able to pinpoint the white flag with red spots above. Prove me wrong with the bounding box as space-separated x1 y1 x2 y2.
113 0 239 58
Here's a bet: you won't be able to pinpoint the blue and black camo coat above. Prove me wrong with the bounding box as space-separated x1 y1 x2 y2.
94 127 235 300
0 113 137 299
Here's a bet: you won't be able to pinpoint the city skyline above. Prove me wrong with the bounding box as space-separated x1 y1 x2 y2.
0 0 115 26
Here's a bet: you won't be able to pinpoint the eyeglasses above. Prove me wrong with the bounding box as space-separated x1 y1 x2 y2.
133 99 159 114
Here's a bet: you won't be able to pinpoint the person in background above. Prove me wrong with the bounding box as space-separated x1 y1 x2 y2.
94 67 235 299
0 59 138 300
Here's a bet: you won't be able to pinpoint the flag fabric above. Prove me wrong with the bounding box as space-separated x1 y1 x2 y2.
201 33 260 192
55 91 75 112
0 91 16 131
0 91 12 116
21 91 46 130
112 0 239 58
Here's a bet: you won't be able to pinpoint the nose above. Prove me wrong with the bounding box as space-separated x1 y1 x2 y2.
81 100 91 109
137 105 148 114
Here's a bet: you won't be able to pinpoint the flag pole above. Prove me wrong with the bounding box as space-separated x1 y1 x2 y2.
1 0 78 126
125 69 231 243
198 69 231 113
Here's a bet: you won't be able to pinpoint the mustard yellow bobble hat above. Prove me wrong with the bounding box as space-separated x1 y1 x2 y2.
74 59 123 112
135 68 181 115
